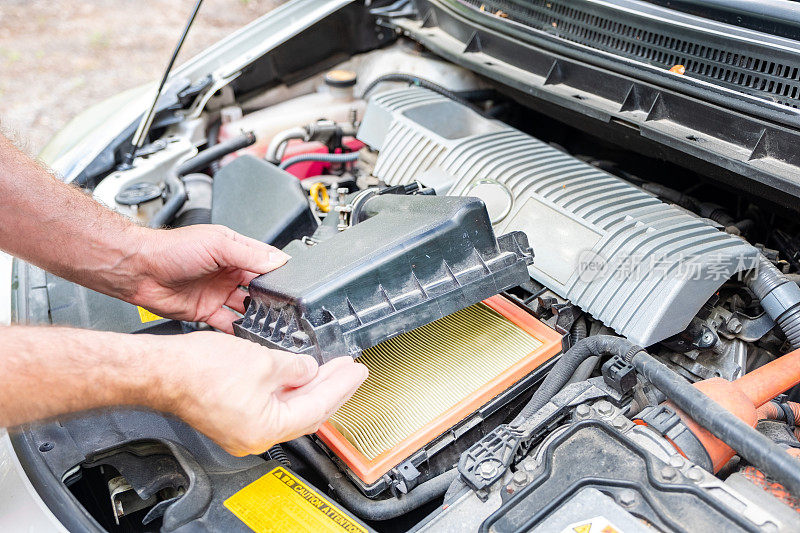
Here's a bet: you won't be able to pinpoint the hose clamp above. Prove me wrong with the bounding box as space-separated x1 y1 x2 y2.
637 404 714 471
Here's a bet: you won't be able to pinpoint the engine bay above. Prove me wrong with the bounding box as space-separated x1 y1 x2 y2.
11 6 800 531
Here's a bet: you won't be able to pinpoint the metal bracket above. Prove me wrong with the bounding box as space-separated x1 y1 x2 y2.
457 378 620 493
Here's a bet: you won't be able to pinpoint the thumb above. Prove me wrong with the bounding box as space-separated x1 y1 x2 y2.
273 353 319 388
210 227 290 274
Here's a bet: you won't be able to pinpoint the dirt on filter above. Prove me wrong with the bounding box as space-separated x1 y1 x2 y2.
0 0 285 156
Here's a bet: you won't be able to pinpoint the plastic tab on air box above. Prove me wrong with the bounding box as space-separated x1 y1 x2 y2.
234 193 533 363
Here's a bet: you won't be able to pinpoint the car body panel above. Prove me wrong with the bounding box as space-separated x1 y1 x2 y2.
2 1 355 529
0 430 68 533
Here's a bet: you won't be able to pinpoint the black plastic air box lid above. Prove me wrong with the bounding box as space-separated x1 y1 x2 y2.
211 154 317 249
234 193 533 362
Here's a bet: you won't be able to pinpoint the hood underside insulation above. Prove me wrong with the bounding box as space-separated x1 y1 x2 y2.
317 295 562 485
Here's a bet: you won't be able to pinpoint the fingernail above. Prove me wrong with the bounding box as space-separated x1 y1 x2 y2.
269 251 291 263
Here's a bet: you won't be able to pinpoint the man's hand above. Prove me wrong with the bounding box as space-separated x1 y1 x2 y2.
0 134 288 333
0 134 369 453
127 225 289 333
0 327 368 455
157 332 368 456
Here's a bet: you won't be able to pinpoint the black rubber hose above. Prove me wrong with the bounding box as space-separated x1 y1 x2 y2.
266 444 291 467
630 350 800 496
175 131 255 177
206 119 222 175
148 132 255 228
512 335 639 425
565 355 600 386
148 173 186 228
284 438 457 521
361 73 470 105
570 318 587 344
747 254 800 349
172 207 211 228
278 152 359 171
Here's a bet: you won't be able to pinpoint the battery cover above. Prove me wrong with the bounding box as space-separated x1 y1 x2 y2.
317 295 562 484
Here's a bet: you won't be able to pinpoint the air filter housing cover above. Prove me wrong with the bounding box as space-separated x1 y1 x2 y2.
234 194 533 362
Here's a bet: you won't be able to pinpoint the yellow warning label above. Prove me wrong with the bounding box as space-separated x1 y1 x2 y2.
564 517 622 533
224 467 368 533
136 306 164 323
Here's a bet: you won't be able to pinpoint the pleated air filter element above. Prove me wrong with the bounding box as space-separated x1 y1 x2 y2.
317 295 562 485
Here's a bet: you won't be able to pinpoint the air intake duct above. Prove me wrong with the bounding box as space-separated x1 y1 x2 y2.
746 254 800 349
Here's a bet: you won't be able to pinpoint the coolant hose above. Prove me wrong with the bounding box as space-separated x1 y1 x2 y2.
278 152 359 171
175 131 256 176
512 335 639 424
630 350 800 496
148 132 255 228
206 119 222 175
148 173 186 228
284 437 457 521
565 355 599 386
265 126 307 164
747 254 800 349
564 320 597 385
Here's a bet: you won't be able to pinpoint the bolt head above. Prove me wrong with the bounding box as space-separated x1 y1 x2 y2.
668 455 685 468
618 489 637 506
687 467 704 482
512 470 528 486
611 417 626 429
596 400 614 415
575 404 591 418
660 465 678 481
478 461 498 479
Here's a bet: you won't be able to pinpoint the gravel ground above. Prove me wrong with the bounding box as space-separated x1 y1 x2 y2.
0 0 285 155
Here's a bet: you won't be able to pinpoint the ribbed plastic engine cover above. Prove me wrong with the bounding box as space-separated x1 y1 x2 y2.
358 87 759 346
317 295 562 485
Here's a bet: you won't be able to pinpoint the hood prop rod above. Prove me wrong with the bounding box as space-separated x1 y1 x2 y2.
122 0 203 168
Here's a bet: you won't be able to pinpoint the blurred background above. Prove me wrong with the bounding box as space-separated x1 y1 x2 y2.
0 0 285 155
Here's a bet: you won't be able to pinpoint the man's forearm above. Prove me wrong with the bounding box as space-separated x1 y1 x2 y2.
0 134 146 300
0 326 172 427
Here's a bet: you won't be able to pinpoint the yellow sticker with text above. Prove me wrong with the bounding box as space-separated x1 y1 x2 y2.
137 307 164 323
564 517 622 533
224 466 368 533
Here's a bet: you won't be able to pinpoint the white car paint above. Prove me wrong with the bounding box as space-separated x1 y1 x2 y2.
0 252 68 530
